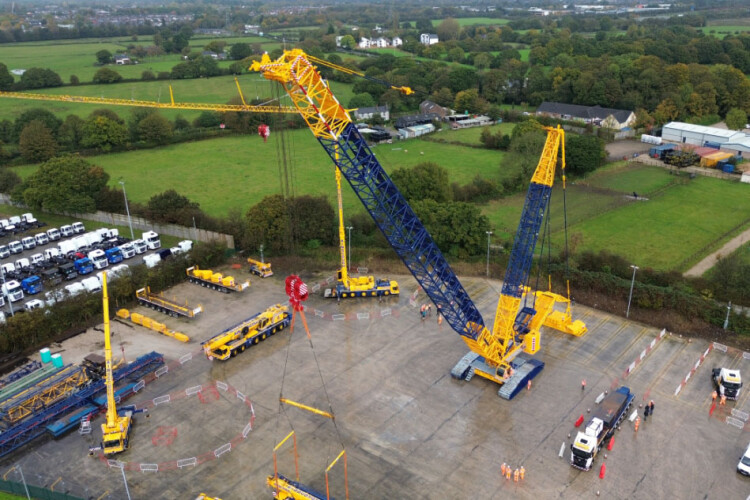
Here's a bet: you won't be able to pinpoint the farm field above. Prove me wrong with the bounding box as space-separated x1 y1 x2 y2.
0 35 275 82
0 76 356 123
518 48 530 62
10 131 511 218
431 122 514 146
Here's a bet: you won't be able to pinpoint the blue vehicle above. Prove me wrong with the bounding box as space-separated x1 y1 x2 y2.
20 276 43 295
74 257 93 275
105 247 124 264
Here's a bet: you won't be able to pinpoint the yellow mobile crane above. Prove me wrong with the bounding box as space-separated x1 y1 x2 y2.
99 272 141 455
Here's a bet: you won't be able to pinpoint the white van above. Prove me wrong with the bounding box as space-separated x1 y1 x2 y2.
24 299 44 311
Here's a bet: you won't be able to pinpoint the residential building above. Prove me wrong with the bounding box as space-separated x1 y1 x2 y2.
354 106 390 122
359 37 372 49
419 100 453 119
392 36 403 47
535 102 635 129
114 54 131 65
375 37 390 48
420 33 439 45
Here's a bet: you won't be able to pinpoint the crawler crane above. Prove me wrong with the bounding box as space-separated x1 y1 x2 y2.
0 49 585 397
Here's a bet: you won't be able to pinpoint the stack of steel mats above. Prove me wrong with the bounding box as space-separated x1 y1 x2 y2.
0 351 164 458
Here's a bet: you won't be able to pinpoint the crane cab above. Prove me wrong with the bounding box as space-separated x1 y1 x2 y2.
101 410 132 455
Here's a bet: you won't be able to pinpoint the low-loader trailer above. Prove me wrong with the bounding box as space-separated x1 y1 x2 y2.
186 266 250 293
135 287 203 319
570 386 634 471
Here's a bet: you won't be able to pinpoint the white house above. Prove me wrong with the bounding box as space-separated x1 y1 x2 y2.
420 33 439 45
359 37 372 49
353 106 390 122
375 37 390 48
114 54 131 65
335 36 343 47
392 36 403 47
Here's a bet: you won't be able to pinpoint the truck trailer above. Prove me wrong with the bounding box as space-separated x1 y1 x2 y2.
186 266 250 293
135 287 203 319
202 304 290 361
570 386 634 471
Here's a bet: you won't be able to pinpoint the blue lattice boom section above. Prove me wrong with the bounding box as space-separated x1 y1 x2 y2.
318 124 486 340
0 361 42 388
0 351 163 458
501 182 552 299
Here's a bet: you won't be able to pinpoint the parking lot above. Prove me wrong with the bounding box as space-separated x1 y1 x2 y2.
0 218 170 316
2 270 749 499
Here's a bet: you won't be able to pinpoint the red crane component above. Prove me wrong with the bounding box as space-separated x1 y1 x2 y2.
285 275 308 311
258 124 270 142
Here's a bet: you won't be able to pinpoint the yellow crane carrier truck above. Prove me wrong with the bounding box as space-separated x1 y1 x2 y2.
202 304 290 361
186 266 250 293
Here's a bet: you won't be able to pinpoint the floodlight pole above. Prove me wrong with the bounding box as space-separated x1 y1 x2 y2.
626 265 639 318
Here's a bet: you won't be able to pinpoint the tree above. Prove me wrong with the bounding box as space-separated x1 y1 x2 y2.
565 134 606 176
141 70 156 81
0 63 13 90
69 74 79 85
93 67 123 84
390 162 453 203
21 155 109 213
193 111 221 128
57 115 85 149
453 89 488 115
19 68 62 89
95 49 113 65
204 41 227 54
339 35 355 49
725 108 748 131
436 18 460 41
415 19 433 32
81 116 128 151
243 194 291 254
137 114 173 144
348 93 375 109
90 108 124 124
19 120 57 162
14 108 62 141
229 43 252 60
0 169 21 194
411 199 490 258
145 190 201 224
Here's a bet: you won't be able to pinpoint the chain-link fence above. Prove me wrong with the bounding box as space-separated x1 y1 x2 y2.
0 477 84 500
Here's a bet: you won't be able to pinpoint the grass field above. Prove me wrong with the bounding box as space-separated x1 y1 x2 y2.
518 49 530 62
0 76 356 123
10 130 510 219
0 35 277 82
432 123 515 146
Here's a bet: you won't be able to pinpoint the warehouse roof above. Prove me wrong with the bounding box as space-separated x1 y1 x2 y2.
663 122 739 139
536 102 632 123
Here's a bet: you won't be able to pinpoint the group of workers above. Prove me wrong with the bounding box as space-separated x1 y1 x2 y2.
500 463 525 482
711 390 727 405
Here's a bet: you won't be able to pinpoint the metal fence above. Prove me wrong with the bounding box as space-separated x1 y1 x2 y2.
0 478 84 500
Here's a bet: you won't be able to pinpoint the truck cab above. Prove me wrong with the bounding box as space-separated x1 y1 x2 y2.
74 257 94 275
9 216 21 227
105 247 124 264
81 276 102 293
2 280 24 303
14 258 30 271
144 253 161 268
44 248 62 262
65 282 85 297
24 298 44 311
119 243 136 259
132 239 147 254
739 442 750 476
143 231 161 250
34 232 49 246
72 221 85 234
59 262 77 281
46 227 61 241
42 268 62 287
8 241 23 254
21 236 36 250
21 275 43 295
29 253 45 268
21 213 38 227
60 225 74 238
0 245 9 259
88 249 109 270
713 368 742 400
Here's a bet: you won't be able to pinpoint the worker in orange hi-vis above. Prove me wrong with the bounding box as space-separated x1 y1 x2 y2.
505 466 511 480
520 466 525 481
634 416 640 432
581 379 586 391
514 468 519 482
720 394 727 405
711 390 717 402
501 463 507 477
527 379 532 391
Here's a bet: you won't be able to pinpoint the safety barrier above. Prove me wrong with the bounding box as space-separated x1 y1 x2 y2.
99 376 256 473
623 329 667 379
674 344 713 397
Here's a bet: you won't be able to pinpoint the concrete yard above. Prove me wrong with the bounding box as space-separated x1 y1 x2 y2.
3 267 750 499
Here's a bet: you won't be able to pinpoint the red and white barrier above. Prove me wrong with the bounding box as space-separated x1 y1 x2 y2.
674 344 713 396
623 329 667 378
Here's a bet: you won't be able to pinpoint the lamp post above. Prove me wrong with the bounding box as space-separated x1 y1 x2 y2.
724 301 732 330
346 226 353 271
626 265 639 318
119 180 134 240
485 231 493 277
